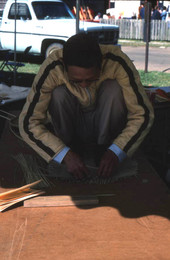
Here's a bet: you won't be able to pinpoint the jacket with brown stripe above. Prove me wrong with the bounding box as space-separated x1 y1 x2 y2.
19 45 154 162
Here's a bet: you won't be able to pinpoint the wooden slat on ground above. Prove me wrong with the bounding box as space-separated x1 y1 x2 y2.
24 195 99 207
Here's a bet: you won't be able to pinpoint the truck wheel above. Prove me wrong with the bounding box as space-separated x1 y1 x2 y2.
45 43 63 57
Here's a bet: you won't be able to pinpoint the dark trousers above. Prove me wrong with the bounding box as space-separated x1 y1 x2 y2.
49 79 127 151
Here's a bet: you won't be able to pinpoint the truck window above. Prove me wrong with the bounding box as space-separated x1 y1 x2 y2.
8 3 32 20
32 1 74 20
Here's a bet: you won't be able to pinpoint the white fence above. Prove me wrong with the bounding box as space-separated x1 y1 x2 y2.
101 19 170 41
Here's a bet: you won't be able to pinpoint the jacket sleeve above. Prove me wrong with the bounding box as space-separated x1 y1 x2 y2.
19 58 66 163
108 49 154 157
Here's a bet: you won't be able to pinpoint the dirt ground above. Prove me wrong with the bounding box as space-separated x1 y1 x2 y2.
0 114 170 260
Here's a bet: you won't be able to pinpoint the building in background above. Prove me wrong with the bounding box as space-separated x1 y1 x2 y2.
107 0 170 19
107 0 141 19
0 0 6 10
0 0 7 20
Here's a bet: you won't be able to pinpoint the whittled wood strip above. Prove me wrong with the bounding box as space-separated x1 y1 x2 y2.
0 180 42 200
24 195 99 207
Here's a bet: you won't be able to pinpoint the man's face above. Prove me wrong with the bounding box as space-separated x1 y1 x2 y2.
67 66 100 88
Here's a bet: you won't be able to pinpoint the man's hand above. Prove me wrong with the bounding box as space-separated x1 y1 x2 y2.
97 149 119 178
63 150 89 179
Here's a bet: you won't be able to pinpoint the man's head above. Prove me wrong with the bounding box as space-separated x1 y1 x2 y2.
63 33 102 88
63 33 102 70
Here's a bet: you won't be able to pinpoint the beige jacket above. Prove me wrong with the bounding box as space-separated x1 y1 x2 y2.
19 45 154 162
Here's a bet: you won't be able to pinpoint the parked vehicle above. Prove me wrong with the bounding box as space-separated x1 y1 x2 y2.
0 0 119 57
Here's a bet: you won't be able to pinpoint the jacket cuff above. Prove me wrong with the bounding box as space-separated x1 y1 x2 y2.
53 146 70 164
108 144 126 162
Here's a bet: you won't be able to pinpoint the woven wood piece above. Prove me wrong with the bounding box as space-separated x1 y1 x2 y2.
48 157 138 184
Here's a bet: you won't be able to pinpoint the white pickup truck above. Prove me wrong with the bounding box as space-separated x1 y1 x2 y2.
0 0 119 57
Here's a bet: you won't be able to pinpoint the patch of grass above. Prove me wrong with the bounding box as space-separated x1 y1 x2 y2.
138 70 170 87
19 63 41 74
0 62 40 74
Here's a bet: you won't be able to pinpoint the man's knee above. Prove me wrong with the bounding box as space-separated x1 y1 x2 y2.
98 79 123 99
51 85 68 104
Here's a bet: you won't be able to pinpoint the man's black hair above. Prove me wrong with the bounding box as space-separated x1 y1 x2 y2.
63 33 102 70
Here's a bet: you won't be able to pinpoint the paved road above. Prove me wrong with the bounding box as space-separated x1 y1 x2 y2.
121 46 170 72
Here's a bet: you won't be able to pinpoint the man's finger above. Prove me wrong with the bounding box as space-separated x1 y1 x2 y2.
72 165 89 180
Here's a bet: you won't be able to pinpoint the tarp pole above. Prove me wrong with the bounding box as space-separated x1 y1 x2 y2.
76 0 80 34
144 1 151 73
13 0 17 85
